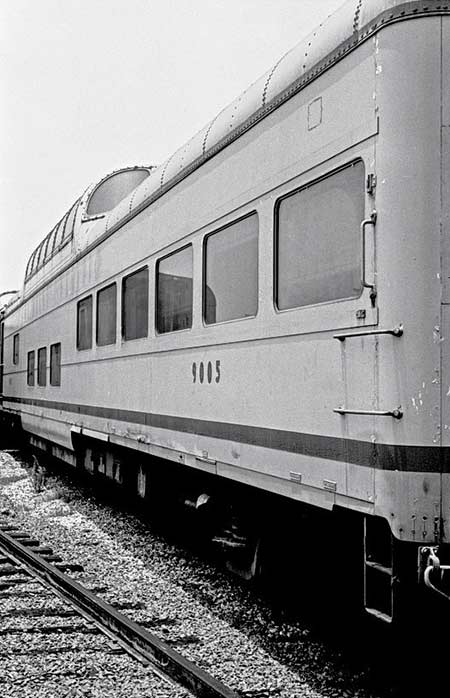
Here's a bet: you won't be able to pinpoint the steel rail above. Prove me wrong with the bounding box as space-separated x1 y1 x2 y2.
0 527 239 698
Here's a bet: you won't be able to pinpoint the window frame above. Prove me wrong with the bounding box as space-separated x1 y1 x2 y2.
155 244 193 335
96 282 117 346
54 217 66 252
12 334 19 365
29 248 39 277
202 211 259 327
25 253 33 279
76 295 93 350
35 240 46 271
27 350 35 386
63 199 79 242
49 224 59 255
42 231 53 262
273 158 365 314
37 346 47 386
50 342 61 386
121 266 149 341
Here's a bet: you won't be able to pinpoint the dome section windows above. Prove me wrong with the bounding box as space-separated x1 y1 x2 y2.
86 168 150 217
24 167 151 283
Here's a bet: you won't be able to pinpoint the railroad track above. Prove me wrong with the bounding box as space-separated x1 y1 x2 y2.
0 520 239 698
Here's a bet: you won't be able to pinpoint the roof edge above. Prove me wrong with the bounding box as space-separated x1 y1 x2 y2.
9 0 450 316
91 0 450 248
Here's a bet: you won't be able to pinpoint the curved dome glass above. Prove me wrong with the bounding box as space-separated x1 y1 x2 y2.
86 168 150 216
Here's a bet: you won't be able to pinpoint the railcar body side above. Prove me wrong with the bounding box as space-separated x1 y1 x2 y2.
1 0 450 619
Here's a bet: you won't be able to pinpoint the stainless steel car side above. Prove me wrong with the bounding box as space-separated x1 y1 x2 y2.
1 0 449 621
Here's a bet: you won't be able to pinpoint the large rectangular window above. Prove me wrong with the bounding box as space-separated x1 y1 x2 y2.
37 347 47 386
50 343 61 386
13 334 19 365
122 267 148 340
156 246 193 334
97 283 117 346
204 214 258 325
27 351 35 386
77 295 93 350
276 161 364 310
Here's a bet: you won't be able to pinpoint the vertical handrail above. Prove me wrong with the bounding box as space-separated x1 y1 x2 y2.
361 211 377 290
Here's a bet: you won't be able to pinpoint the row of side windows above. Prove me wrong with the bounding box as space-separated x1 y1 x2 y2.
75 160 363 346
76 213 258 348
155 211 259 332
76 268 150 350
27 343 61 386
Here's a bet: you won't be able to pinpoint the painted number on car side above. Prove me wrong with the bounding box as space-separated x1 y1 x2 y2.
192 360 221 384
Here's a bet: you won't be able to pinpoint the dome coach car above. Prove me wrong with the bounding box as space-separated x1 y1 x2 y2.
1 0 450 623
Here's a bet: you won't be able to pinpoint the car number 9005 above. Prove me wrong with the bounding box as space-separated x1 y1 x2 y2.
192 360 221 384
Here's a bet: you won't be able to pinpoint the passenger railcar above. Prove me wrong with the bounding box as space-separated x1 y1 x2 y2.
1 0 450 622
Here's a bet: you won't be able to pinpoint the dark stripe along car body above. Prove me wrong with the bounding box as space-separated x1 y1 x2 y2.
1 0 450 620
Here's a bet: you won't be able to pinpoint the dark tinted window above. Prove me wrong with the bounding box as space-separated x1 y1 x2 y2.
122 268 148 340
77 296 93 350
50 343 61 386
156 246 193 334
276 161 364 310
27 351 35 386
204 214 258 325
37 347 46 386
97 283 117 346
13 334 19 365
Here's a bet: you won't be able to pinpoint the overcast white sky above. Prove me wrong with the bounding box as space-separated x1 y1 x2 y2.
0 0 345 294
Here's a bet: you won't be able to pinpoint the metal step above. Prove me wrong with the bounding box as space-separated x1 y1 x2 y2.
364 516 394 623
365 606 393 624
365 560 393 576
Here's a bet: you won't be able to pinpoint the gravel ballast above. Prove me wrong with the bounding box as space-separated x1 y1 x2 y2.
0 572 190 698
0 450 394 697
